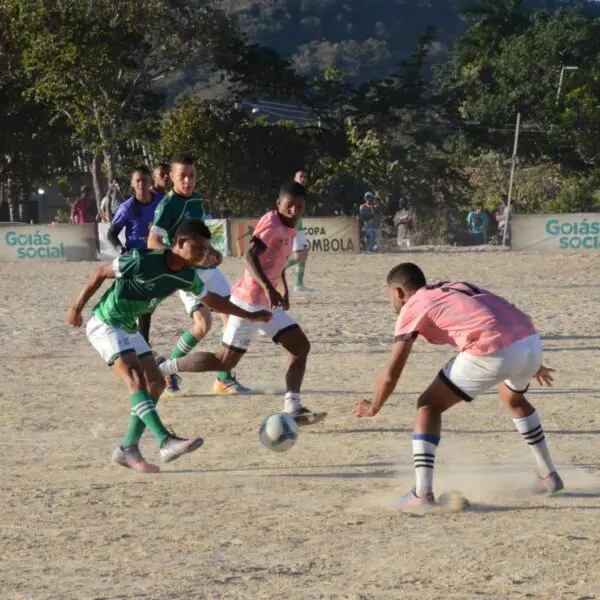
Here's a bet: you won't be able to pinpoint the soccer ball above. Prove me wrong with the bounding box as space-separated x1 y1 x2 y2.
259 413 298 452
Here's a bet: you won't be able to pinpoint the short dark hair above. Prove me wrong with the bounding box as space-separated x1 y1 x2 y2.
174 218 211 240
155 162 170 172
132 165 151 176
387 263 427 290
170 153 196 167
279 180 306 200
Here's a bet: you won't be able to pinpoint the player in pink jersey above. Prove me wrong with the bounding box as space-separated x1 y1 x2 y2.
158 181 327 426
353 262 563 510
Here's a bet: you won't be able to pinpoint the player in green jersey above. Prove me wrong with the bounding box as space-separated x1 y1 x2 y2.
67 219 271 473
148 153 250 396
286 170 313 292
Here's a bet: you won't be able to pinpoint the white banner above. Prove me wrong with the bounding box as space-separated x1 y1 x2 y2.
512 214 600 251
97 219 229 260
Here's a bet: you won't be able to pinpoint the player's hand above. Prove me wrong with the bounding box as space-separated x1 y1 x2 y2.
266 286 284 309
354 399 377 418
535 365 555 387
248 310 273 323
67 307 83 328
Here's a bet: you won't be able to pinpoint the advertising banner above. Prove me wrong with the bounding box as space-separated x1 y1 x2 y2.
0 224 97 261
228 217 360 257
97 219 229 260
512 214 600 251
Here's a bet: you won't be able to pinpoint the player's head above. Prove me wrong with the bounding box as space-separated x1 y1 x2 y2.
386 263 427 313
131 165 151 198
172 218 217 267
277 180 306 226
170 153 197 197
475 203 483 214
153 163 170 191
294 170 308 186
364 191 374 205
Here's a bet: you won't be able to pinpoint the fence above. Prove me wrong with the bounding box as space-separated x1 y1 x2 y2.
0 217 359 261
511 214 600 251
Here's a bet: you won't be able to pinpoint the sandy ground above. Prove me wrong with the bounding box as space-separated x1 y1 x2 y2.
2 250 600 600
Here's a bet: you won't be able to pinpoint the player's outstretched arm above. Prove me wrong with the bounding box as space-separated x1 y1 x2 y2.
201 292 272 323
354 339 414 417
67 262 116 327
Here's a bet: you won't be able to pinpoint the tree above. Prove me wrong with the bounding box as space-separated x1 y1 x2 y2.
1 0 240 202
159 98 315 214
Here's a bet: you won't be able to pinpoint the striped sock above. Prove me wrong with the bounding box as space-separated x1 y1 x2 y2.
122 395 160 447
513 410 556 475
286 258 298 269
170 330 198 359
129 391 169 446
412 433 440 497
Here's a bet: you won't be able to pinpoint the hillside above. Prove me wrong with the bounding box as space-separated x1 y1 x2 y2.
220 0 600 84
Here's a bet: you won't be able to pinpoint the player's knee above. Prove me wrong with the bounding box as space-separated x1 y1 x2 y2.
291 335 310 359
216 345 242 370
191 311 212 338
124 365 146 393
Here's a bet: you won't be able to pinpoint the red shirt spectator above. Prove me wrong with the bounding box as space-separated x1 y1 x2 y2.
70 186 96 224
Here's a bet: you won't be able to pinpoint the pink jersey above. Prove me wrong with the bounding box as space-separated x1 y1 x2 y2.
232 210 296 306
394 282 537 356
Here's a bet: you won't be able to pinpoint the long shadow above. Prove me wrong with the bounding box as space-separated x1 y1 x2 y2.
163 460 399 475
271 470 399 480
467 503 600 513
543 334 600 341
544 346 600 353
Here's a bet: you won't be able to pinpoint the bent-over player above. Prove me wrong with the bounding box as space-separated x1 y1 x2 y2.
354 262 562 509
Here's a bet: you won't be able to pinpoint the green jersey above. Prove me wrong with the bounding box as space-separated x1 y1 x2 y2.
93 250 204 333
152 190 205 247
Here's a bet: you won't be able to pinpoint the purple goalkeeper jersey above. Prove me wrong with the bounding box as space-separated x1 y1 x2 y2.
111 192 164 251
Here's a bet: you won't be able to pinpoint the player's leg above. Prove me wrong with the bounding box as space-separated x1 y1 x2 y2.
287 231 313 292
499 335 562 493
262 312 326 426
202 268 251 394
86 318 202 471
157 312 252 378
395 350 504 510
112 352 204 466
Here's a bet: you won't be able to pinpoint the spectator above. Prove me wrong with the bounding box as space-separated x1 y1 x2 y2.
496 193 515 245
151 163 171 197
100 181 124 223
70 186 96 224
394 201 414 248
466 203 489 246
359 191 379 252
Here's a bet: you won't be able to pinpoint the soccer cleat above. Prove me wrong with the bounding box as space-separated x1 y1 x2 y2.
393 488 437 511
286 406 327 426
532 471 564 495
111 445 160 473
164 373 183 397
294 284 314 293
159 434 204 463
213 375 252 394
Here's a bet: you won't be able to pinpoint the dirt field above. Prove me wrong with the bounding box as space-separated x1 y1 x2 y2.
2 250 600 600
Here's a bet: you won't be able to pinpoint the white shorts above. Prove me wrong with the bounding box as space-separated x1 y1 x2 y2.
440 334 542 401
86 315 152 366
221 296 298 352
179 267 231 316
293 230 308 253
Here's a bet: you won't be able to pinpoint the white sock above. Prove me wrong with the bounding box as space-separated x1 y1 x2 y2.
412 434 440 497
513 410 556 476
158 358 179 375
284 392 301 413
